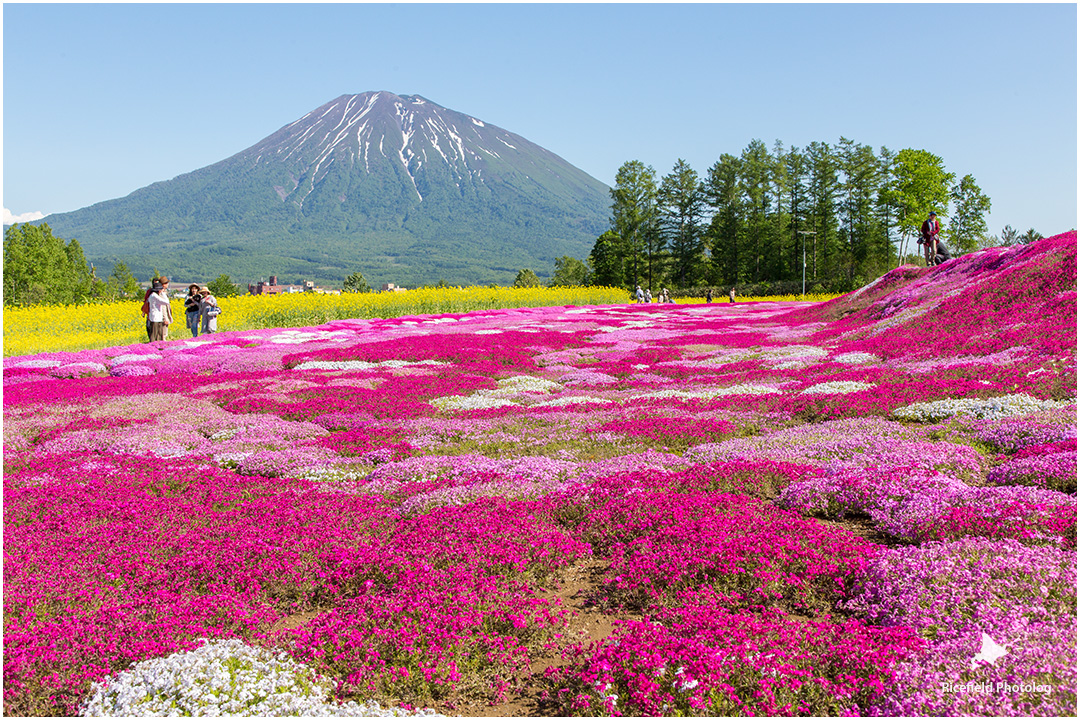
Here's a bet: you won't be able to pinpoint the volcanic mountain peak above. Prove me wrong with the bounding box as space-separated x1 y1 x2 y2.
36 91 611 287
241 91 569 206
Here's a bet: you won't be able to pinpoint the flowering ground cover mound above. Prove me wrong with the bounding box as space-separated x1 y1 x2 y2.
3 233 1076 717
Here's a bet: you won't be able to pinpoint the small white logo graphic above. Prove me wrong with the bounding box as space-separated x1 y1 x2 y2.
971 632 1009 669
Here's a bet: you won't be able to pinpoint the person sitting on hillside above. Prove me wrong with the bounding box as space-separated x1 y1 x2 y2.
932 238 953 266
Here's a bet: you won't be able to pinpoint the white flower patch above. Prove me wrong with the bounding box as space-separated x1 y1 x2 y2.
51 362 108 377
533 396 615 408
430 395 517 411
475 329 504 335
10 359 63 368
267 330 354 344
78 637 442 717
108 354 163 365
801 381 875 395
429 376 561 411
763 345 829 360
213 451 251 467
632 384 782 401
492 375 562 394
595 320 656 332
773 360 813 370
831 352 881 364
892 393 1074 422
294 360 448 371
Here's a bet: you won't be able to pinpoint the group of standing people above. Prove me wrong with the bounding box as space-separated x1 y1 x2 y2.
919 211 952 266
184 283 221 338
140 276 221 342
635 286 737 304
634 286 676 304
704 288 737 303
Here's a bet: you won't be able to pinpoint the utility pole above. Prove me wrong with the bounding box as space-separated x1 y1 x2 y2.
797 230 816 297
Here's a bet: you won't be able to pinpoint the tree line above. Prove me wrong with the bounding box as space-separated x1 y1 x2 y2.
3 223 144 307
4 136 1047 307
584 138 1000 294
3 223 244 307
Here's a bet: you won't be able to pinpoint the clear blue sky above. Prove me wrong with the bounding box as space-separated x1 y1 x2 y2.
3 3 1077 237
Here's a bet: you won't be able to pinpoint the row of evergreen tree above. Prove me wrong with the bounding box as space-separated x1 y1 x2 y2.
586 138 994 293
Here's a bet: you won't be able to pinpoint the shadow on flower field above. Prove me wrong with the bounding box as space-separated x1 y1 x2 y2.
3 233 1077 717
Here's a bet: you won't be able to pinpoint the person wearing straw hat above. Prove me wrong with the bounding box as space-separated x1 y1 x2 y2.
198 286 221 334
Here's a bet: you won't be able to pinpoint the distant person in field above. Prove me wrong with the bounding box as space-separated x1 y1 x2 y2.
635 285 644 303
706 288 714 303
145 280 172 342
199 287 220 334
184 284 202 337
729 287 736 303
141 276 159 340
920 211 941 266
644 288 652 303
159 277 172 339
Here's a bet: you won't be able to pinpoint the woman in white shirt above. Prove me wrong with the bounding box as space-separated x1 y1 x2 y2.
146 282 172 342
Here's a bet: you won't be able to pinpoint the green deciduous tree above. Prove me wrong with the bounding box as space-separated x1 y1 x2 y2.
343 271 371 293
3 223 99 306
589 230 625 288
549 256 590 287
892 149 955 264
513 268 541 288
207 274 243 297
105 261 141 300
948 174 992 253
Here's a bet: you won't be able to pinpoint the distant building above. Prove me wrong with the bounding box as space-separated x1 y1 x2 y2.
249 275 337 295
248 275 281 296
382 283 407 292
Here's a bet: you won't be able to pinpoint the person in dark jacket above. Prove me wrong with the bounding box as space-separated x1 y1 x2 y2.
184 284 202 337
919 212 941 266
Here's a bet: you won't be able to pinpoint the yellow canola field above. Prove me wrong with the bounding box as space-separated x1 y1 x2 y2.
2 287 841 358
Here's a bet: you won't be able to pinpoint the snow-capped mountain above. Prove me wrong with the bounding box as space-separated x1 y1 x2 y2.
38 92 611 286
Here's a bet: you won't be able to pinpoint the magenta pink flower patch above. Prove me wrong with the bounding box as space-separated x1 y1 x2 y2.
3 234 1076 716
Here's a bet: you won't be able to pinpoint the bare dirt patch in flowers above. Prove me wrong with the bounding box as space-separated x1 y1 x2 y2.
3 234 1076 717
